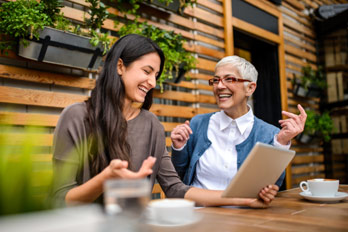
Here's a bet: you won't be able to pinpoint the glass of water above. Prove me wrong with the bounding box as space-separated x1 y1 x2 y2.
104 178 151 219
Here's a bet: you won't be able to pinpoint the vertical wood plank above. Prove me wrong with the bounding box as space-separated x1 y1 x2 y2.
327 73 338 103
223 0 233 56
278 14 291 189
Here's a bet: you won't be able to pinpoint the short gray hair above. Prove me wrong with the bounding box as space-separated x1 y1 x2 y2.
215 56 258 84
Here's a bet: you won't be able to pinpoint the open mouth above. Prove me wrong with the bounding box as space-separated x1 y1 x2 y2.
218 94 233 99
138 86 149 94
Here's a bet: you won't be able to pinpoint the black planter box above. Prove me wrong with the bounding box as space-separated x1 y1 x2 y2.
292 79 322 98
150 0 180 13
296 133 321 144
18 27 104 70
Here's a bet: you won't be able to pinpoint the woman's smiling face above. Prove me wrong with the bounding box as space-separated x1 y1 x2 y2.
213 64 256 118
118 52 161 104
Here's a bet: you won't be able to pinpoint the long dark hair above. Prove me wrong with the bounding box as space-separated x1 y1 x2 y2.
86 34 165 176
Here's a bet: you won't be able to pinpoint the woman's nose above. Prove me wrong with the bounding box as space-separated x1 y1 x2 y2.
148 74 156 88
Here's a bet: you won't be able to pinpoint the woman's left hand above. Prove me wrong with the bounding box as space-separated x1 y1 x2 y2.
105 156 156 179
258 184 279 203
277 104 307 145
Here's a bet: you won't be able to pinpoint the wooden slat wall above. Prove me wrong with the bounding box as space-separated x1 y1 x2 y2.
0 0 344 194
280 0 345 187
0 0 224 198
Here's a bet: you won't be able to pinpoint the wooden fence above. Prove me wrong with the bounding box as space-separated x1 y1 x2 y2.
0 0 345 198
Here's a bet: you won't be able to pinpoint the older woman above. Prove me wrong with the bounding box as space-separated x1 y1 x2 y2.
171 55 307 202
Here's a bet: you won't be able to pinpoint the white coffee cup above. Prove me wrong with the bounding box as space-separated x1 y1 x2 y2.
300 178 339 197
148 199 195 225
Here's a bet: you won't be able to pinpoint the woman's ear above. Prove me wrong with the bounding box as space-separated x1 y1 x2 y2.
117 58 125 76
246 82 257 97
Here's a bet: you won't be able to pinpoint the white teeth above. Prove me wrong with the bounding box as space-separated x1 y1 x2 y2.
139 86 148 93
219 94 232 98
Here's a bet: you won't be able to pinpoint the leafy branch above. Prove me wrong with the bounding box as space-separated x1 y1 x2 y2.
118 20 196 88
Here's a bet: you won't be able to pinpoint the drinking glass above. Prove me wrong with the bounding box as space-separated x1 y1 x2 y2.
104 178 151 218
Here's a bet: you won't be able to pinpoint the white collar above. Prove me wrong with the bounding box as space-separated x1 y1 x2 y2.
219 105 254 135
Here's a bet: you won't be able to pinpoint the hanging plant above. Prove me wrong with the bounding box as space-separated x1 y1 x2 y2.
118 20 196 89
0 0 50 52
108 0 196 15
0 0 113 69
292 65 327 98
297 109 334 143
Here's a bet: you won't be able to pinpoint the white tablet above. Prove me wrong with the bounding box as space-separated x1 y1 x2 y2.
222 142 296 198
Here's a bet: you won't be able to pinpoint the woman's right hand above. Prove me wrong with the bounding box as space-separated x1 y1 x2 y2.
245 198 270 208
170 120 192 149
103 156 156 180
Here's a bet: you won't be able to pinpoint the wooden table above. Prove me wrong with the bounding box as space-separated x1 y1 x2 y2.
149 185 348 232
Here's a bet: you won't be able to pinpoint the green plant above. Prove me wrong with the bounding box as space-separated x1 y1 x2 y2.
295 65 327 90
151 0 196 10
85 0 112 54
90 30 113 55
109 0 196 15
0 0 112 54
42 0 64 25
177 0 197 9
303 109 334 142
85 0 109 31
0 126 53 215
109 0 141 15
317 111 334 142
303 110 317 136
0 0 50 52
118 20 196 89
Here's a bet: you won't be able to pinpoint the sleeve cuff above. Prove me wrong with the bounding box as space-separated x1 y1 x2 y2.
273 135 291 150
171 143 187 151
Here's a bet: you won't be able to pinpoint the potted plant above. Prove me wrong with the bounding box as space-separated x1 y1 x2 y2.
297 109 334 144
109 0 196 15
0 0 111 70
150 0 180 12
118 20 196 89
149 0 196 13
292 65 327 98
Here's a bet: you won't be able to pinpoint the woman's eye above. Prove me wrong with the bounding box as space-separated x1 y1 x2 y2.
144 69 150 74
225 77 234 82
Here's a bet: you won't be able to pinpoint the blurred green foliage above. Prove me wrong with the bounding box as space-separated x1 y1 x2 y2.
304 110 334 142
0 126 53 216
297 65 327 90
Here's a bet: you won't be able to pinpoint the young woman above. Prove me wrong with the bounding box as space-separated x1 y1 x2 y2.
51 34 276 208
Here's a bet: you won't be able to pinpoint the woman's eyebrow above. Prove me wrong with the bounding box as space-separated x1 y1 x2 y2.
143 65 154 71
213 74 234 78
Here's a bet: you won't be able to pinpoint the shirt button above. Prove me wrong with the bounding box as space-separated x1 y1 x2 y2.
224 164 228 168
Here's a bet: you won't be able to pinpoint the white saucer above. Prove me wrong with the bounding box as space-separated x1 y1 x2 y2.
299 191 348 202
146 214 202 227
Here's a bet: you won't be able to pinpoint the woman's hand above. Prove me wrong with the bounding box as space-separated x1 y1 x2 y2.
170 120 192 149
65 157 156 205
242 185 279 209
259 184 279 203
103 156 156 179
277 104 307 145
245 198 270 208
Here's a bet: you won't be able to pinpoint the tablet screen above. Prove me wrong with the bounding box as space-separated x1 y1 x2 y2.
222 142 295 198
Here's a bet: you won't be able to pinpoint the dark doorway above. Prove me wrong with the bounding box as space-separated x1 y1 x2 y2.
234 29 282 128
234 30 285 190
